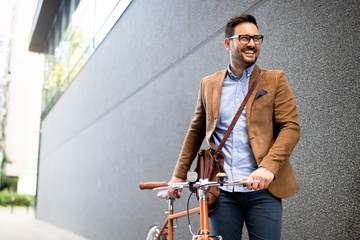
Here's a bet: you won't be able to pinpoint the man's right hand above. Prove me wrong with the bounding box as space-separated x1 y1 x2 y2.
168 176 185 199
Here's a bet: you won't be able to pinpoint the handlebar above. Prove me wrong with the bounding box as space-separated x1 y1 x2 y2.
139 181 168 190
139 179 260 191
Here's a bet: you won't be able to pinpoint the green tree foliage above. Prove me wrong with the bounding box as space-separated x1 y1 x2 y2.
0 153 18 192
0 154 34 206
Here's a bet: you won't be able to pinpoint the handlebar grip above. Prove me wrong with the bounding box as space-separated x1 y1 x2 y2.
139 181 168 190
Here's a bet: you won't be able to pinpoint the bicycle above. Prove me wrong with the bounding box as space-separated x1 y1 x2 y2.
139 171 260 240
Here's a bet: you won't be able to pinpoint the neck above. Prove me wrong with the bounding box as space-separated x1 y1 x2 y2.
229 60 251 78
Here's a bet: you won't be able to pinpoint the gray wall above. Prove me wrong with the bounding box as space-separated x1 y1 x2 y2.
36 0 359 239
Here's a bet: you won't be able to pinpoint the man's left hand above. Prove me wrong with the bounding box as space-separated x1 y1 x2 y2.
244 168 275 190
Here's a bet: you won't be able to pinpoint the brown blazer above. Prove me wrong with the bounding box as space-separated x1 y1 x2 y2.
173 65 301 199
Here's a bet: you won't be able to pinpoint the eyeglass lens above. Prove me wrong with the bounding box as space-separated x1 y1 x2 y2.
239 35 263 44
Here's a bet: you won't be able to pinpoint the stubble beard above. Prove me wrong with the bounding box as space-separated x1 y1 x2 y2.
232 53 258 70
232 46 259 70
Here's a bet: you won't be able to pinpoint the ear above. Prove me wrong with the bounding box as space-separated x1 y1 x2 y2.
224 38 231 51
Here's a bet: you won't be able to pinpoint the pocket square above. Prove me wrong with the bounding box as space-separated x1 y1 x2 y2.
255 89 267 99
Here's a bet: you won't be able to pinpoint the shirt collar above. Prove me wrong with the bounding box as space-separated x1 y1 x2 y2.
227 64 255 81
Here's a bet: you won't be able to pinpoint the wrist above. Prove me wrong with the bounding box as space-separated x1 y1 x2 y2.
258 167 275 178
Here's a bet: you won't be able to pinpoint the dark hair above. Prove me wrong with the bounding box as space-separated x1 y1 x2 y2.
225 14 258 38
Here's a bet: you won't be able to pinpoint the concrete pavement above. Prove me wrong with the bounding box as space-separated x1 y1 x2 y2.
0 207 87 240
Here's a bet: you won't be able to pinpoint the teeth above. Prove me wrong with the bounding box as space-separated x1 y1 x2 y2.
245 51 254 54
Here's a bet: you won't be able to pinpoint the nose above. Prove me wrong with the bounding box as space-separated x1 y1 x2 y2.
247 38 256 47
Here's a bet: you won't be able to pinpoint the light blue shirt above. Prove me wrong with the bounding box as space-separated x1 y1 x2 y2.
211 64 257 192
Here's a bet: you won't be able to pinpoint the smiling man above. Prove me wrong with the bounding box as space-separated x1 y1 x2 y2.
169 14 300 239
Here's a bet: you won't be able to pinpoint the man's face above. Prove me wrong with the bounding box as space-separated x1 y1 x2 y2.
225 22 260 67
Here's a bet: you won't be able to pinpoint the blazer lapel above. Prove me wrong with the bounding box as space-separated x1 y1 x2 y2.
205 69 226 144
248 65 261 89
246 65 262 119
212 69 227 124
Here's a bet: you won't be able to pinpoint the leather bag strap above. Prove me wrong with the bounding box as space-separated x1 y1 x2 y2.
217 69 267 151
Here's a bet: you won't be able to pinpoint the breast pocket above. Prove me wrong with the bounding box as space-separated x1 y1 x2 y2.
253 90 273 105
252 92 273 121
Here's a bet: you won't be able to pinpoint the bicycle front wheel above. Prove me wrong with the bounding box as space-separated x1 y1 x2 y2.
145 223 167 240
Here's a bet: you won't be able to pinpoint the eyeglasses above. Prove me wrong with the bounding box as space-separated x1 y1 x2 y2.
228 35 264 44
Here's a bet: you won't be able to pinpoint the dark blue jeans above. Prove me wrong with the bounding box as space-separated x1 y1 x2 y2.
210 189 282 240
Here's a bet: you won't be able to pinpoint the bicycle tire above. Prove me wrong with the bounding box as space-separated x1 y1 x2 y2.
145 222 167 240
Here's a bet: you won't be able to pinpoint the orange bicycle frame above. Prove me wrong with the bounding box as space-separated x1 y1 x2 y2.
155 199 200 240
153 191 214 240
139 181 218 240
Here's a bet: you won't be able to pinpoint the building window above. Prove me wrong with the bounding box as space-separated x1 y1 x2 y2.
42 0 132 117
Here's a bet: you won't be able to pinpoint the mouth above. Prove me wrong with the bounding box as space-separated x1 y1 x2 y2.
244 50 255 55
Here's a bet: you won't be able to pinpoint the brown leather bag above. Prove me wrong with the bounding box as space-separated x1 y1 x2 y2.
193 70 267 209
194 148 224 207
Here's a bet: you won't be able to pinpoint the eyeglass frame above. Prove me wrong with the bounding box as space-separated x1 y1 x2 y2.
227 34 264 44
